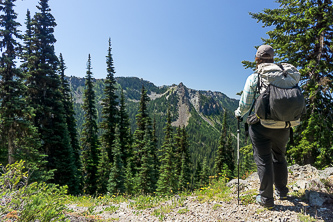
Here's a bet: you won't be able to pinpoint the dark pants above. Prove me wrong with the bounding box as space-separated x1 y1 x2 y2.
249 123 290 206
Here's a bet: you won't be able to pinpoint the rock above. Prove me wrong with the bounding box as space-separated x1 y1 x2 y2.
305 190 325 207
226 178 247 187
246 172 259 182
318 167 333 179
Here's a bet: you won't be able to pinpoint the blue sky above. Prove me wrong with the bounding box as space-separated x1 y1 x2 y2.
14 0 279 99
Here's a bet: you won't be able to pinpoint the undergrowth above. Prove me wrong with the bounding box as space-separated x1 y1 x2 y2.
1 161 235 221
0 161 69 221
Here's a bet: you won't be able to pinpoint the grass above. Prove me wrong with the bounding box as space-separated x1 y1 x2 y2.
239 189 257 205
194 177 232 203
212 204 222 210
63 176 238 221
104 205 120 213
297 214 317 222
177 207 189 214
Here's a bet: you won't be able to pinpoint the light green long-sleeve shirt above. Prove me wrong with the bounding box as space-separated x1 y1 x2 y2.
234 73 258 118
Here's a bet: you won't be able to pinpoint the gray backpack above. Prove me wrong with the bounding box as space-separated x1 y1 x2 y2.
254 63 306 128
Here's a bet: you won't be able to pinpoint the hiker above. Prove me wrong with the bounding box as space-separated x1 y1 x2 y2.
234 45 302 209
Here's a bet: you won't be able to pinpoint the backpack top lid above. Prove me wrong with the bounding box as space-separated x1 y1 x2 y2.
257 63 300 90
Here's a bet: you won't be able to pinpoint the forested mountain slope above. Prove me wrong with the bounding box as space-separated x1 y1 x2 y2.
68 76 240 171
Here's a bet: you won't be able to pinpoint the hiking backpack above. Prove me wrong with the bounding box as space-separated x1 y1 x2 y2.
253 63 306 129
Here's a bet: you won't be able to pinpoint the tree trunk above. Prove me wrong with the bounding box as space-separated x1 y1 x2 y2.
8 126 15 164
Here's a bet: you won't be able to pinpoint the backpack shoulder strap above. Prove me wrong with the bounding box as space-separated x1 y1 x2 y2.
248 72 261 115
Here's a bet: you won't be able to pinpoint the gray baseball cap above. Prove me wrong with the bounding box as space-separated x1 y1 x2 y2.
256 45 274 59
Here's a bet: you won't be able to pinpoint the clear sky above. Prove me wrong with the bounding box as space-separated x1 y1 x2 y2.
14 0 279 99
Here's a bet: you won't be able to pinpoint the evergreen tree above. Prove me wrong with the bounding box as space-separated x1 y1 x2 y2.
178 127 191 191
118 89 132 169
132 85 151 174
224 133 234 178
81 54 100 195
136 125 155 194
96 146 110 194
248 0 333 168
151 117 159 188
124 154 135 194
120 90 134 194
193 161 202 189
25 0 77 192
21 9 32 72
0 0 47 181
100 38 118 163
214 111 231 178
108 128 125 194
58 53 82 194
174 127 182 178
200 157 209 187
156 108 176 195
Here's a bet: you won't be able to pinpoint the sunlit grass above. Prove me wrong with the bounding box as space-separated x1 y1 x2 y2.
64 175 236 220
194 176 233 203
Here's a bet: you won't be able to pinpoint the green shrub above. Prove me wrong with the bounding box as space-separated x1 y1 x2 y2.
0 161 69 221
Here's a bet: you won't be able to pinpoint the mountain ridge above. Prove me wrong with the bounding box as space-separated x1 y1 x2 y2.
68 76 241 170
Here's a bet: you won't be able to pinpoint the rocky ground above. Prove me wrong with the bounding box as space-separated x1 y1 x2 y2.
67 164 333 221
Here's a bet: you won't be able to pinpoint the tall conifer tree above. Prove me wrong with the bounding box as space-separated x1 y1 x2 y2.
25 0 77 191
118 89 132 168
136 125 155 194
100 38 118 163
200 157 209 187
119 90 135 194
193 161 202 189
0 0 46 180
108 128 125 194
178 126 191 191
157 108 176 195
81 54 100 195
97 39 118 193
132 85 151 174
214 111 228 178
59 53 82 194
21 9 32 72
248 0 333 168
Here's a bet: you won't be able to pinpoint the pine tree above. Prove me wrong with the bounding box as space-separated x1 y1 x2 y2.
21 9 32 72
132 85 151 174
81 54 100 195
96 146 110 194
224 133 234 179
59 53 82 194
0 0 47 181
248 0 333 168
174 127 182 178
100 38 118 163
156 108 176 195
214 111 228 178
25 0 76 192
124 155 135 194
193 161 202 189
118 89 132 170
151 117 159 188
178 127 191 191
136 125 155 194
200 157 209 187
120 89 135 194
108 128 125 194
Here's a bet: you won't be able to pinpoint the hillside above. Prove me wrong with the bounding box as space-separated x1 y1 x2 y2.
68 76 241 170
65 164 333 221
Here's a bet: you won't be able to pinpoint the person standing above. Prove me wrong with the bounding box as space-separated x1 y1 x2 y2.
235 45 292 209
